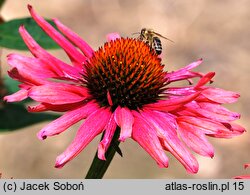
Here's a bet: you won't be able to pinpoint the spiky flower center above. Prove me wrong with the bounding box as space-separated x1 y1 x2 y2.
84 38 166 110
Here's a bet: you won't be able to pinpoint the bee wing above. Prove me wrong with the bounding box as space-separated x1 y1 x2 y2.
132 32 141 35
154 32 174 43
131 32 142 39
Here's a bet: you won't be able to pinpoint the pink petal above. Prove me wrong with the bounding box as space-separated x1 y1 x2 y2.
245 164 250 169
7 67 42 86
28 83 89 104
7 54 53 85
114 106 134 142
166 59 203 82
141 110 199 173
234 175 250 179
53 18 94 58
55 108 111 168
107 91 113 106
161 138 199 174
165 86 195 96
194 72 215 89
4 89 28 102
178 122 214 157
19 25 82 80
146 92 200 112
28 102 83 112
27 103 48 112
106 33 121 42
132 111 169 168
18 83 30 90
37 102 99 140
181 58 203 71
202 87 240 103
98 114 117 160
141 109 177 137
8 54 54 77
28 5 87 66
198 102 240 122
208 122 245 138
177 116 227 134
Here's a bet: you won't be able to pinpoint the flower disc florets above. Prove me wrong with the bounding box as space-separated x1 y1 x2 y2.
84 38 167 110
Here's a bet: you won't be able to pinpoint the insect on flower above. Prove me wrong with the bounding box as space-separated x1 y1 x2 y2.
133 28 174 55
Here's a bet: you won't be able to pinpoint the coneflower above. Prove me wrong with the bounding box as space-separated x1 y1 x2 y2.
4 5 245 176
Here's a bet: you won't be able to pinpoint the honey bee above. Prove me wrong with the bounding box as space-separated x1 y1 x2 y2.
133 28 173 55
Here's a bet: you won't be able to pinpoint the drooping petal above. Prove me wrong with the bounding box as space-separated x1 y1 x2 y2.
53 18 94 58
28 83 89 104
141 109 178 137
208 122 245 138
177 116 227 134
4 89 28 102
8 54 55 78
141 110 199 173
28 102 84 112
98 114 117 160
7 54 53 85
7 67 44 86
19 25 82 80
106 33 121 42
37 102 99 140
114 106 134 142
202 87 240 103
164 86 195 96
165 59 203 82
178 122 214 157
161 139 199 174
198 102 241 122
182 101 241 123
27 103 48 112
194 72 215 89
180 58 203 71
132 111 169 168
28 5 87 66
55 107 111 168
146 92 200 112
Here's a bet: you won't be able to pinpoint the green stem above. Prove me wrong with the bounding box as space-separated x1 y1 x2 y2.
85 127 121 179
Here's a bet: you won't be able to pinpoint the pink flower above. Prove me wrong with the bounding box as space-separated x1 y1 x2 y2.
4 5 245 173
234 164 250 179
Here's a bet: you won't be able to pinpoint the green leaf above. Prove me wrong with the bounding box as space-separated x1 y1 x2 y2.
4 76 20 94
0 0 5 9
0 17 60 50
0 103 60 132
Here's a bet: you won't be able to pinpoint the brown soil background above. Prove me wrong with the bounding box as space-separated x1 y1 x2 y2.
0 0 249 178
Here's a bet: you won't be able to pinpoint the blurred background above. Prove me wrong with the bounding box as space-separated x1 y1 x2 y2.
0 0 249 178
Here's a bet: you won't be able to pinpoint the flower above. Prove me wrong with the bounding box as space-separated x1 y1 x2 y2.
234 164 250 179
4 5 245 173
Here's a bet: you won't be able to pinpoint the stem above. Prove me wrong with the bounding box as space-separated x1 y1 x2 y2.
85 127 121 179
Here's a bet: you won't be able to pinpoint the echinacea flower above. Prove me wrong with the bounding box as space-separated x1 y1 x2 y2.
234 164 250 179
4 5 245 174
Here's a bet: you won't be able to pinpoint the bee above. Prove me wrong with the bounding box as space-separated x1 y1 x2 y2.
133 28 173 55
